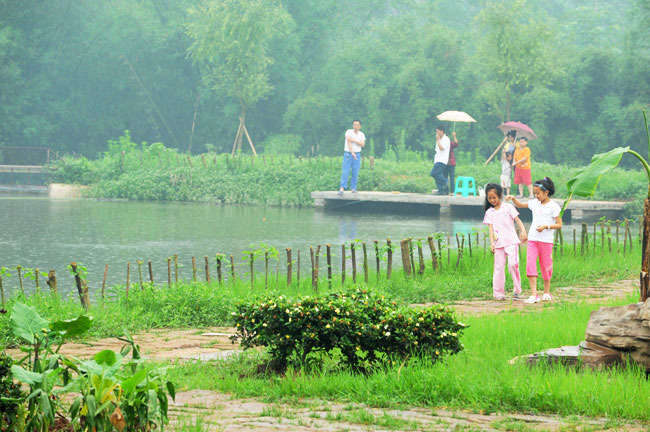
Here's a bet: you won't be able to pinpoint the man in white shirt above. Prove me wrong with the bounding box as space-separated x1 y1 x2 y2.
429 125 450 195
339 119 366 194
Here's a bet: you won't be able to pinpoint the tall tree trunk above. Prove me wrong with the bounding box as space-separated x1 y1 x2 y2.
641 197 650 301
237 106 247 152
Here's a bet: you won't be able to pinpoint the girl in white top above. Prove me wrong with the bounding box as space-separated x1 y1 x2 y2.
506 177 563 303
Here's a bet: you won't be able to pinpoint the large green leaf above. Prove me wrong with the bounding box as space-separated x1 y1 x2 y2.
566 147 629 197
120 368 147 393
50 315 93 339
10 302 49 344
11 365 43 384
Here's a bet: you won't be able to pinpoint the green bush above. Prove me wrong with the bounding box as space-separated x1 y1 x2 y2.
231 287 466 371
0 351 25 429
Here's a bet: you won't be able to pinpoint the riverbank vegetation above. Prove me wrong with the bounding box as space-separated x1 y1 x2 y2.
49 133 646 215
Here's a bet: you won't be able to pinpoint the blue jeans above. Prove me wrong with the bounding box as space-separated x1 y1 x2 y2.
430 162 448 194
340 152 361 190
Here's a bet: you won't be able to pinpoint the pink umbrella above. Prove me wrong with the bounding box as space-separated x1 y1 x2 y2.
497 121 538 140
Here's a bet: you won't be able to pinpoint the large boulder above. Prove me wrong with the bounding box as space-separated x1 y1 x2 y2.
525 300 650 371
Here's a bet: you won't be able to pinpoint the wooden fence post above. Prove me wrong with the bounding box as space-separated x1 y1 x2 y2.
427 236 438 270
192 256 197 282
137 260 144 290
0 274 5 308
126 262 131 299
581 223 587 255
148 261 154 283
386 239 393 279
264 251 269 290
217 256 223 285
297 250 301 285
204 256 210 283
102 264 109 300
351 243 357 284
173 254 179 283
286 248 292 286
374 240 380 281
16 266 24 296
326 244 332 289
310 246 316 290
249 253 254 290
230 254 235 280
400 239 412 277
315 245 321 290
408 239 416 275
341 244 346 285
417 240 425 275
362 242 369 283
71 262 90 310
167 258 171 288
46 270 57 296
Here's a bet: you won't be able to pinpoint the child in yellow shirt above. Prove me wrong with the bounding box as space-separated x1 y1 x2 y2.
513 137 533 198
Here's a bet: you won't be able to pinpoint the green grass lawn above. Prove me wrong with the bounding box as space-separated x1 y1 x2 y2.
167 292 650 421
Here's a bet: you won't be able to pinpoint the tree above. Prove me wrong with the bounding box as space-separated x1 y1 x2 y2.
186 0 293 155
474 0 559 121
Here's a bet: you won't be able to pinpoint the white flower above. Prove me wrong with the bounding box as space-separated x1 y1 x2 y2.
384 332 391 337
263 323 268 327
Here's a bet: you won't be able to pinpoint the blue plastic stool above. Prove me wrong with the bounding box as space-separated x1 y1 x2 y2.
454 176 477 197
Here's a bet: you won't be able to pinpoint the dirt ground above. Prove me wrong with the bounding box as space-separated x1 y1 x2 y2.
168 389 647 431
11 279 641 431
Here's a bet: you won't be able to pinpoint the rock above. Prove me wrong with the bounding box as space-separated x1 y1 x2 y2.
584 300 650 370
525 345 581 368
577 341 624 369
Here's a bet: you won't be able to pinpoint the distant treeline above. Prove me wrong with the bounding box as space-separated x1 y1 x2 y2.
0 0 648 166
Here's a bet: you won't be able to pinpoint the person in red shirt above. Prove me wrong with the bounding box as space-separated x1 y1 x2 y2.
447 131 459 195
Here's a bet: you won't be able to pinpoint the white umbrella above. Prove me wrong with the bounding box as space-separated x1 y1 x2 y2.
436 111 476 132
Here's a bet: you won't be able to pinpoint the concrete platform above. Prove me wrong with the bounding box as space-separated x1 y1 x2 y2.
311 191 628 221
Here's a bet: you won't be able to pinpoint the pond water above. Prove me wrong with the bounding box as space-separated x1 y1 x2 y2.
0 196 582 297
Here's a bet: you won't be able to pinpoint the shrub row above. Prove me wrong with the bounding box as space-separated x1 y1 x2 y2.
231 287 466 370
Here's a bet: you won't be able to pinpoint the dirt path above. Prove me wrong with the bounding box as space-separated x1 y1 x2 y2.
421 279 637 316
168 390 646 431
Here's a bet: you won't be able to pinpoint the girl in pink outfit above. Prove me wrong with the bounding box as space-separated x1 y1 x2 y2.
506 177 563 304
483 184 527 300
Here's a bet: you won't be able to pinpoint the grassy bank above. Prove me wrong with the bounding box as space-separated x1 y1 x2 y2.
166 293 649 421
0 243 640 347
49 135 646 215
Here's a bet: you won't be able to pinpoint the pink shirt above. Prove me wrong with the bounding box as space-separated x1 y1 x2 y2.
483 203 520 248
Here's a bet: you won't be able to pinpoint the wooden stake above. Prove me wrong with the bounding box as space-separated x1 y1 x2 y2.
204 256 210 282
297 250 301 285
326 244 332 288
192 256 197 282
447 235 451 265
456 236 464 268
230 254 235 280
126 262 131 299
341 244 346 284
265 251 269 289
438 238 443 268
607 226 612 253
400 239 412 277
249 252 255 290
46 270 57 296
102 264 109 299
624 220 629 255
408 239 416 275
417 240 425 275
315 245 321 291
217 256 223 285
0 274 5 308
467 234 472 258
386 239 393 279
362 242 369 283
174 254 179 283
16 265 24 296
167 258 171 288
137 260 144 289
351 243 357 284
286 248 292 286
601 223 605 252
374 240 380 281
148 261 154 283
34 268 40 291
71 262 90 310
581 223 587 254
427 236 438 270
310 246 316 290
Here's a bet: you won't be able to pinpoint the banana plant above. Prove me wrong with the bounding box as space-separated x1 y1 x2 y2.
561 110 650 300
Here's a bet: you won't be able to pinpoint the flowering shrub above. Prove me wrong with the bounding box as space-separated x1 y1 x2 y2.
230 288 466 370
